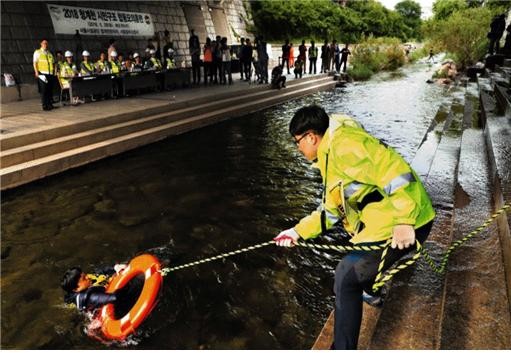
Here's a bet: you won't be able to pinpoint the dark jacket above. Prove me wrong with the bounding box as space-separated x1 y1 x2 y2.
65 286 117 311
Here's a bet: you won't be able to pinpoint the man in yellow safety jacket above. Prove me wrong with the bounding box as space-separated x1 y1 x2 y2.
108 51 121 74
274 105 435 349
33 38 56 110
80 50 95 76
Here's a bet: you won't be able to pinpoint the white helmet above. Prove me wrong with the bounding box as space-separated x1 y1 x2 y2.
64 50 73 57
133 52 140 58
110 51 118 57
167 48 174 54
149 49 156 55
82 50 90 57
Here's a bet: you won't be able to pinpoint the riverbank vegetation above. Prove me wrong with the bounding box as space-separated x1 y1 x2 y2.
248 0 511 79
422 0 509 69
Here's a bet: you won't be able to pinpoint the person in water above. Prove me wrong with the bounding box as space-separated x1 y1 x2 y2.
61 264 126 311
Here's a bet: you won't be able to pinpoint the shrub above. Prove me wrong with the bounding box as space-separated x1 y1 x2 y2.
348 64 374 81
348 36 407 79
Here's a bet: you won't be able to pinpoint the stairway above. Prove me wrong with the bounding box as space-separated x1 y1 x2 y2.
0 75 335 190
312 69 511 349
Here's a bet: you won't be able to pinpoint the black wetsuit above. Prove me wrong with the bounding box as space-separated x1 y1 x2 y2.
65 286 117 311
64 267 117 311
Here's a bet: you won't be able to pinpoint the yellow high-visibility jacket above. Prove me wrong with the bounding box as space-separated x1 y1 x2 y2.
294 114 435 244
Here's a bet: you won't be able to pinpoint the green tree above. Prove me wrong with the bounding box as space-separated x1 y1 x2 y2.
395 0 422 39
432 0 467 20
424 6 493 68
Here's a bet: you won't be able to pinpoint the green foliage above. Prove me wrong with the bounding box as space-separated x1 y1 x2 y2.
348 64 374 81
249 0 420 43
432 0 467 20
395 0 423 39
424 6 494 68
348 36 407 80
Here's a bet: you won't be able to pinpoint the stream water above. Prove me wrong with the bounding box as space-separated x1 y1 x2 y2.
1 61 446 349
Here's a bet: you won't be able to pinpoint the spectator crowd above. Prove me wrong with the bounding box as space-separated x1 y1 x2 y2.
33 31 351 111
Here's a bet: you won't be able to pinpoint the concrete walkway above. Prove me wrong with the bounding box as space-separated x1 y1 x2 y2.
0 72 305 137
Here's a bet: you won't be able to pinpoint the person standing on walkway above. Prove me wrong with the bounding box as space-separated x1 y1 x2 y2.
243 38 253 81
33 38 56 111
274 105 435 349
339 44 351 73
189 29 201 84
298 40 307 73
203 38 213 85
488 14 506 55
257 36 269 84
282 39 291 74
309 40 318 74
107 39 117 59
213 36 223 84
220 37 233 85
329 39 336 71
289 43 295 68
238 38 245 81
333 40 341 72
321 40 330 73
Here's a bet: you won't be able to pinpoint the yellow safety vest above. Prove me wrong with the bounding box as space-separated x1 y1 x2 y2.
59 62 76 87
151 57 163 70
109 60 120 74
294 114 436 244
308 46 318 59
34 48 54 74
80 61 95 76
166 58 175 69
96 60 107 73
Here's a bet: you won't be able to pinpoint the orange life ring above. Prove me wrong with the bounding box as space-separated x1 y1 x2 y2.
100 254 162 340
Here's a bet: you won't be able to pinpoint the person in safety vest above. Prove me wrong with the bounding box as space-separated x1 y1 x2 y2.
274 105 435 350
59 51 83 105
165 48 176 70
308 40 318 74
61 265 126 311
108 51 121 74
33 38 56 111
132 52 144 72
95 52 109 74
80 51 95 76
145 49 163 71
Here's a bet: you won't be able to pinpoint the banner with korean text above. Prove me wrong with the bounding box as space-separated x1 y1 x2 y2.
47 4 154 37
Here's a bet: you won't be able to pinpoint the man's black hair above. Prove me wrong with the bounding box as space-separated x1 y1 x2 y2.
109 38 115 45
61 267 83 293
289 105 329 136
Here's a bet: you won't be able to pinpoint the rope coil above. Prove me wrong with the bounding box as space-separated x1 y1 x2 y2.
159 203 511 294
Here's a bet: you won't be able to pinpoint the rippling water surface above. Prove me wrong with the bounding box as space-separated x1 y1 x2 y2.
1 62 446 349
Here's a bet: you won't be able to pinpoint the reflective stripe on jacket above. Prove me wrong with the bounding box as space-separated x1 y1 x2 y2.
294 114 436 244
35 49 54 74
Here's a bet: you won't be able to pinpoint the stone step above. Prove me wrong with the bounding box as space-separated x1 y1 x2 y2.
481 90 511 313
0 74 328 151
1 76 333 168
438 124 511 349
367 87 465 349
0 79 336 190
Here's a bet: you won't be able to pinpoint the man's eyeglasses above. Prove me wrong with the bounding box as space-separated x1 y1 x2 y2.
294 132 310 145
